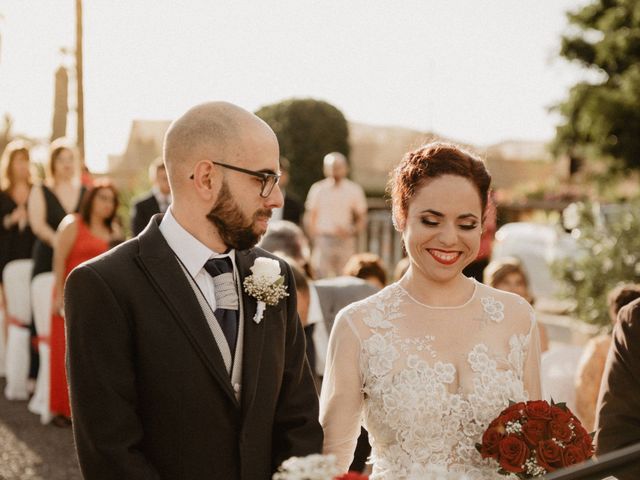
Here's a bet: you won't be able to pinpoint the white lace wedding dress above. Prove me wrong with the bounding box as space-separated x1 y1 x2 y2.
319 280 541 480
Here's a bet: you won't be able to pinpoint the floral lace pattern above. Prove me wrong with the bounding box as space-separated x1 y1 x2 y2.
354 284 533 480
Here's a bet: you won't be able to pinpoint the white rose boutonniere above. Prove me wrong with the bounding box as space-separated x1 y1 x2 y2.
243 257 289 324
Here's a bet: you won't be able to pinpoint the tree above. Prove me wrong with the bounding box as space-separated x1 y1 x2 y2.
255 98 350 201
552 200 640 327
553 0 640 170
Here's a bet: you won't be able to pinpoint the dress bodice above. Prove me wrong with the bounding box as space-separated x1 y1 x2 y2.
320 281 541 480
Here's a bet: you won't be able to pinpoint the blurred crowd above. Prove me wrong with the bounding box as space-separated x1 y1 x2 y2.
1 137 638 468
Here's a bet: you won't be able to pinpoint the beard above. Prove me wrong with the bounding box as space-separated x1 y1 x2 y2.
206 180 272 251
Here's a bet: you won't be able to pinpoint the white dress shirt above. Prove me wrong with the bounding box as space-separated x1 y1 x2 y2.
152 186 172 213
159 207 237 311
308 284 328 376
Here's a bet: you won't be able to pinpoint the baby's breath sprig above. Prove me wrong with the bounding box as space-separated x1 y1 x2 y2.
243 275 289 306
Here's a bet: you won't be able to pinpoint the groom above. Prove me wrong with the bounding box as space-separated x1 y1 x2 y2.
64 102 323 479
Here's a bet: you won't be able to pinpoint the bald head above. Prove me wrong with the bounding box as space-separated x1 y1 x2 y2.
163 101 275 193
323 151 348 180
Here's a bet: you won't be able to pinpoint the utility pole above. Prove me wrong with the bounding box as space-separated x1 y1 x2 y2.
75 0 84 163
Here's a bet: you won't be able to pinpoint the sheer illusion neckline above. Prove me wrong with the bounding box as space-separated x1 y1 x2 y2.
394 278 478 310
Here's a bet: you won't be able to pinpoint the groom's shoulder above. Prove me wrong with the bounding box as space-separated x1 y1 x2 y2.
71 236 141 278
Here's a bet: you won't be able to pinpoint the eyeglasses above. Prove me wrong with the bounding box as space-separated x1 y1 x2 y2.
190 160 281 198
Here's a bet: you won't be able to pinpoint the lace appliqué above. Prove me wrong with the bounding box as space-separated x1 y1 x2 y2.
480 297 504 323
357 285 531 480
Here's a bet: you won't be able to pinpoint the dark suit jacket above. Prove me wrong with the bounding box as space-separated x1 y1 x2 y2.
314 276 378 334
64 217 322 480
282 193 304 226
130 192 161 236
595 297 640 479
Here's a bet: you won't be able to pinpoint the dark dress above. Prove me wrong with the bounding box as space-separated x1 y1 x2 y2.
0 190 36 278
28 184 84 379
31 185 85 278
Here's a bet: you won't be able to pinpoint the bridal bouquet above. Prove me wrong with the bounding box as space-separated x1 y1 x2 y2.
476 400 594 478
272 454 368 480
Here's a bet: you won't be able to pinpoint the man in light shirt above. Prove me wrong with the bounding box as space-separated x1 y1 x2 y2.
305 152 368 278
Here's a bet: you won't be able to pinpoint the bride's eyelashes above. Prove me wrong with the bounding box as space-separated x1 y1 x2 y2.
420 217 479 230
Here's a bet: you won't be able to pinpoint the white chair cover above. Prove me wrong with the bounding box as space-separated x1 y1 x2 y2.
28 272 54 423
2 259 34 400
541 344 584 414
0 309 5 377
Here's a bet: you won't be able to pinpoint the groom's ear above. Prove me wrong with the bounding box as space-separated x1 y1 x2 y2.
191 160 222 201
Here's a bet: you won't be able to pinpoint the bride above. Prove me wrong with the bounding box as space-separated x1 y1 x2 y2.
319 143 541 479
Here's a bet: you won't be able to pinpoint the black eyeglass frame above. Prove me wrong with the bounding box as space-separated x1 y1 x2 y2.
190 160 281 198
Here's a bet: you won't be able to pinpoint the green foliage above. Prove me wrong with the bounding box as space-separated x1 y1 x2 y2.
552 200 640 327
255 98 349 201
553 0 640 170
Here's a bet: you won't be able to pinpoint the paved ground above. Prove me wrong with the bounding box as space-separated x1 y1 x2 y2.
0 379 81 480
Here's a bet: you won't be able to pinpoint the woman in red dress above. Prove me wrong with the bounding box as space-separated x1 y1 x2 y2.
50 181 122 425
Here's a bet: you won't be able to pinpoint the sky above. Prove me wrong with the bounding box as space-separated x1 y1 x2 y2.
0 0 590 172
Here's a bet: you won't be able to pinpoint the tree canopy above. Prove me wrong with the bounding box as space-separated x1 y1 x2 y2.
255 98 350 202
553 0 640 170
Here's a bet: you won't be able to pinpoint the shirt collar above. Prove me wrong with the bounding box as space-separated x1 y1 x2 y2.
159 207 236 278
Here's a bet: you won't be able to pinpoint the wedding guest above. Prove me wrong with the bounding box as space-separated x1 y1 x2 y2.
343 253 387 290
260 220 312 277
484 257 549 352
575 283 640 431
305 152 367 278
320 142 541 476
130 157 171 236
270 157 304 225
462 191 496 281
27 138 84 379
64 102 322 479
50 181 123 426
0 140 36 290
595 297 640 479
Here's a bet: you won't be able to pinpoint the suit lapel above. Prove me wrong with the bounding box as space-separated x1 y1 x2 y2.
236 249 265 416
136 220 238 406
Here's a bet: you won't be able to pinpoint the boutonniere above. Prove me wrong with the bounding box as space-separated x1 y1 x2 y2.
243 257 289 324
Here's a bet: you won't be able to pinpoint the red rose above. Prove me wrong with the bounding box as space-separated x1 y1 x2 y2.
522 419 546 446
551 406 573 423
562 444 586 467
480 427 504 459
525 400 552 420
498 435 529 473
334 473 368 480
577 433 595 457
536 439 564 471
499 402 526 417
499 408 525 425
549 420 573 443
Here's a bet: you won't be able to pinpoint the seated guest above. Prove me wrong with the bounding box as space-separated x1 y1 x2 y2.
130 158 171 236
259 220 311 276
595 298 640 480
343 252 387 290
484 257 549 352
0 140 36 315
50 181 123 426
575 283 640 431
